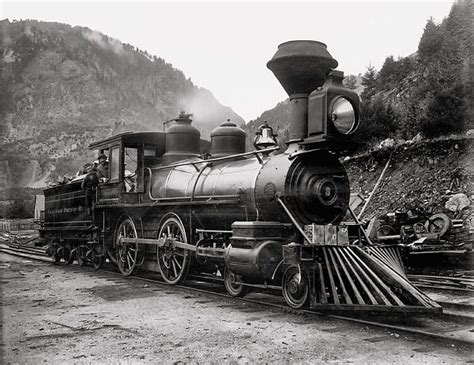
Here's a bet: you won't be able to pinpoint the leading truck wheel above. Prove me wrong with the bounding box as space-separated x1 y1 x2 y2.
115 217 139 276
282 265 309 309
156 214 190 285
224 269 249 297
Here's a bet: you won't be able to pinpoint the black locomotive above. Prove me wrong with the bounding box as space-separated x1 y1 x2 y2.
40 40 440 312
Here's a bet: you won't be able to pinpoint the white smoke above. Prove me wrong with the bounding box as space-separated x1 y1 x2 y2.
178 89 239 139
82 29 124 55
24 25 33 37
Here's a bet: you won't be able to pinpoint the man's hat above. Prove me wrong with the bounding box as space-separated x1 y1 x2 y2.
98 153 107 161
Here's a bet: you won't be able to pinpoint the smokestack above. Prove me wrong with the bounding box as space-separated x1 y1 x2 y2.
267 40 338 143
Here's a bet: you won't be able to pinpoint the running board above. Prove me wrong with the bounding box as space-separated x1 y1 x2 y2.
283 245 441 313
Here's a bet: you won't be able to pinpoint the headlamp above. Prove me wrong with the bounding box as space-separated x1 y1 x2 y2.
330 97 358 135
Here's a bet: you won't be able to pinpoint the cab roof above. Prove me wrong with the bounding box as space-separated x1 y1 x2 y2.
88 131 166 150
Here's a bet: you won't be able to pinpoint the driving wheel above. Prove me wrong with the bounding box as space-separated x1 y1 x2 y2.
115 217 139 276
156 214 190 284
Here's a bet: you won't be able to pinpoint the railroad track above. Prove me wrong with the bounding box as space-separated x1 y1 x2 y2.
1 242 473 348
407 274 474 293
1 243 49 258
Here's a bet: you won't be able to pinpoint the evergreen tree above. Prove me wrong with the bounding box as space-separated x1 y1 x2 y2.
343 74 358 90
418 17 443 66
377 56 397 90
360 66 377 103
411 1 471 137
421 84 467 137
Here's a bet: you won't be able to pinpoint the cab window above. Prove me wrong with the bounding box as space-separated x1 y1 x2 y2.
124 148 138 175
124 147 138 192
110 147 120 182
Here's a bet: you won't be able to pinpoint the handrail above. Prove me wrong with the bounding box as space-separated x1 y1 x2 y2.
149 146 279 172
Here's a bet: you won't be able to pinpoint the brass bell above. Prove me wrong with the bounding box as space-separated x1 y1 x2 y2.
254 121 278 149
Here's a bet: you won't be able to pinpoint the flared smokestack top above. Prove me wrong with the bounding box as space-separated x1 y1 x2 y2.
267 40 338 96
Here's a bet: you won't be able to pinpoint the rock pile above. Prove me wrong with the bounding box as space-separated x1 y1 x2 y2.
344 138 473 234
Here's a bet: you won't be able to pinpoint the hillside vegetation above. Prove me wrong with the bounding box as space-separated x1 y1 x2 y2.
0 19 243 189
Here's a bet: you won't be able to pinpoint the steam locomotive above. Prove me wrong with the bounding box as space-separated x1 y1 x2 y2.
40 41 440 312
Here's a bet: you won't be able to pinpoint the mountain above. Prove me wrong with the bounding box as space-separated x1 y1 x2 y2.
0 19 244 190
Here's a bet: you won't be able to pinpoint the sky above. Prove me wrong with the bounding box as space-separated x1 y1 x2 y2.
1 0 454 122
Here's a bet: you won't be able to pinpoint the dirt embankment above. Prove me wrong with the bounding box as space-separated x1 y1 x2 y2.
344 137 473 223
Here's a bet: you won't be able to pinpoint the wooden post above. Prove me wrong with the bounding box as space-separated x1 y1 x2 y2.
357 151 394 220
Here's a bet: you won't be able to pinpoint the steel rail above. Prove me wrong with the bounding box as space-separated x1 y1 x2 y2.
1 244 473 347
0 246 52 262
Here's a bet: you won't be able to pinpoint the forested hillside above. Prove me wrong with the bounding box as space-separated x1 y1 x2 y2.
0 19 243 189
245 0 472 147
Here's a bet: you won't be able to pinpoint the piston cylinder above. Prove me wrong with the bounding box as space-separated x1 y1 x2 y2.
224 221 293 278
224 240 282 279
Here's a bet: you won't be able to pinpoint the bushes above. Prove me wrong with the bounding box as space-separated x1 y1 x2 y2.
420 84 468 138
0 188 39 219
357 94 398 141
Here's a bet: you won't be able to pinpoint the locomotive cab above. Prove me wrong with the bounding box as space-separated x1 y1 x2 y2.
89 132 166 205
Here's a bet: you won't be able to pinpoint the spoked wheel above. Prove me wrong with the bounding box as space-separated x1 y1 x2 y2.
64 246 74 265
157 214 190 285
53 251 61 265
224 269 248 297
91 250 104 271
282 265 309 309
425 213 451 237
115 217 139 276
51 242 60 264
87 248 104 271
76 246 87 267
60 246 72 265
413 222 427 235
377 224 397 237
